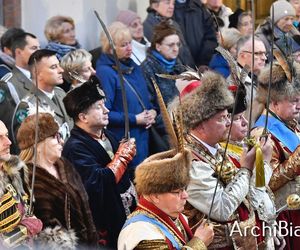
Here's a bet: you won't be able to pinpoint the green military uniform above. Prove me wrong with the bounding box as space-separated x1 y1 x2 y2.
12 86 73 152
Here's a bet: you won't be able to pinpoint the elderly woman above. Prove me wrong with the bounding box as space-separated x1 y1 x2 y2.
17 113 98 249
96 21 156 177
209 28 243 78
142 21 185 108
44 15 81 60
116 10 151 65
60 49 96 90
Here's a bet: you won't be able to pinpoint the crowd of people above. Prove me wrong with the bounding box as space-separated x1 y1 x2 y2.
1 0 300 249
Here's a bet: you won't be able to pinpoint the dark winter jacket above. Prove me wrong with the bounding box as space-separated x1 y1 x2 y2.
174 0 218 66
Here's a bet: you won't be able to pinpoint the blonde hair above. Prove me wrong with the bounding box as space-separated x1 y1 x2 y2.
19 147 34 164
60 49 92 82
44 15 75 42
100 21 131 53
219 28 242 50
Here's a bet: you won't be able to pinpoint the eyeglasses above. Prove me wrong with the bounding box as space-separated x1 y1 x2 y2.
53 132 63 143
242 51 267 57
169 186 187 197
161 42 182 49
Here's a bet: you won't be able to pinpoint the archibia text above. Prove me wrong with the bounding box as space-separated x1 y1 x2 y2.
230 221 300 237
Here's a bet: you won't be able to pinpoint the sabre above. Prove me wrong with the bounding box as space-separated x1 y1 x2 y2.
94 10 130 139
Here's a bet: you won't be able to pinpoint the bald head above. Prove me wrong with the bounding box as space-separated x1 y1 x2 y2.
0 121 11 164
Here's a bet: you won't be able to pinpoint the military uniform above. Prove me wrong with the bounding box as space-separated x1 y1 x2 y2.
0 67 33 153
12 86 73 152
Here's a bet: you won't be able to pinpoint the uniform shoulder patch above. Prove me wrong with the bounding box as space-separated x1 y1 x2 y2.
15 109 28 124
0 88 6 103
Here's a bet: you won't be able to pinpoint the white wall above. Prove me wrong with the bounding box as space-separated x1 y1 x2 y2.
21 0 148 50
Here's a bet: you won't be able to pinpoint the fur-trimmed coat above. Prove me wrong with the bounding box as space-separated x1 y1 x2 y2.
27 158 98 249
0 156 41 249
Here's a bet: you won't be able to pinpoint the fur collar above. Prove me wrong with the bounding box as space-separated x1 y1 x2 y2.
0 155 28 197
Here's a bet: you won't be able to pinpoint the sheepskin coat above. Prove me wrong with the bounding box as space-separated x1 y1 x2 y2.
27 158 98 248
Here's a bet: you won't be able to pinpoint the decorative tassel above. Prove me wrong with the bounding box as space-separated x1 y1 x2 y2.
255 144 265 187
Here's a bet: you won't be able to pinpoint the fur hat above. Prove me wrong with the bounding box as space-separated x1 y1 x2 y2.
180 71 234 132
228 84 247 115
135 149 191 195
63 76 105 120
256 62 300 104
17 113 59 150
229 8 244 29
271 0 295 24
116 10 139 27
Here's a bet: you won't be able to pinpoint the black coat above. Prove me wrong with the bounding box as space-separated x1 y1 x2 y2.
174 0 218 66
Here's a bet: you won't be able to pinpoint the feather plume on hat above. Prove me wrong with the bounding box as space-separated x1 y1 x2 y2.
134 78 191 195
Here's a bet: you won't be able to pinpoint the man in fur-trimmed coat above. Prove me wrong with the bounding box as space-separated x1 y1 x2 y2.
177 71 273 249
0 120 42 248
252 62 300 249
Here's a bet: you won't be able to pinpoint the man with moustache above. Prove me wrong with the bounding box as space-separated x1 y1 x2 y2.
252 62 300 249
177 71 270 249
12 49 72 152
0 120 42 248
62 78 137 249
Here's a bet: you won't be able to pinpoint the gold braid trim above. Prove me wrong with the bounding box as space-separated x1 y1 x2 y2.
183 237 207 250
135 239 169 249
129 207 185 248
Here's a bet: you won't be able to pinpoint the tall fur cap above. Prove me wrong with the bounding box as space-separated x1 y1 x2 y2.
135 149 191 195
17 113 59 150
180 71 234 131
256 62 300 104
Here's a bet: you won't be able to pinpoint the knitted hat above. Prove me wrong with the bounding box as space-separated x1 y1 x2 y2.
17 113 59 150
116 10 140 27
135 148 191 195
63 76 105 120
256 62 300 104
180 71 234 132
271 0 295 24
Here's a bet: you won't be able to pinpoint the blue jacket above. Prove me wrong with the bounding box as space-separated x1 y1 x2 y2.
209 52 230 78
62 126 135 248
96 54 151 168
